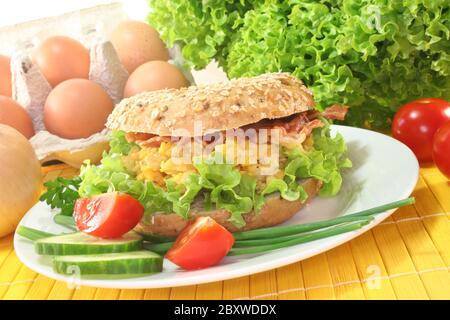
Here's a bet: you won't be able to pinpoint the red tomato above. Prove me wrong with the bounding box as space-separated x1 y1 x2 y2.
433 122 450 179
74 192 144 239
392 98 450 163
166 217 235 270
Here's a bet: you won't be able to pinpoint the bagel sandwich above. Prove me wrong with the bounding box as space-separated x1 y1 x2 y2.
78 73 351 238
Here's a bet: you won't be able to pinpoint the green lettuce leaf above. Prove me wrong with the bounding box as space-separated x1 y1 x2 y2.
193 158 259 227
260 121 351 200
262 178 308 202
237 175 265 212
194 159 240 187
284 121 352 197
109 130 136 156
211 185 253 227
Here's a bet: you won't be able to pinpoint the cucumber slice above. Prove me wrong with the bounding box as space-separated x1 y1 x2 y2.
53 251 163 276
35 232 142 256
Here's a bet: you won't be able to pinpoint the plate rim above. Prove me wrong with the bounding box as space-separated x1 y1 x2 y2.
13 125 419 289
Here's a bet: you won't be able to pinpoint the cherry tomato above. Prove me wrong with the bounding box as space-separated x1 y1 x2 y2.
74 192 144 239
433 122 450 179
166 217 235 270
392 98 450 163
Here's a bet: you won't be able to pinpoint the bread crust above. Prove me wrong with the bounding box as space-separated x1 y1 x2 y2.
107 73 314 137
134 178 321 237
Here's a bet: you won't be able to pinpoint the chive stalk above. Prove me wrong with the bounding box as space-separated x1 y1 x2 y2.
228 220 371 256
232 217 374 248
16 226 56 241
144 220 373 255
53 214 77 231
233 197 415 241
142 242 173 254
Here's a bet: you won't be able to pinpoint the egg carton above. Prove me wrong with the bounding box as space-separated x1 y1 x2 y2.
1 2 194 168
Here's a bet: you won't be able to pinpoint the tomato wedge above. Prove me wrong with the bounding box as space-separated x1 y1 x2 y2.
74 192 144 239
166 217 235 270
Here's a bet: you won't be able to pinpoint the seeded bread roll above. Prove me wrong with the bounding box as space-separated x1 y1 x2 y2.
134 178 321 237
106 72 315 137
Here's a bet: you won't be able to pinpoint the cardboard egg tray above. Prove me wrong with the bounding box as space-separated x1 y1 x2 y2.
0 2 195 168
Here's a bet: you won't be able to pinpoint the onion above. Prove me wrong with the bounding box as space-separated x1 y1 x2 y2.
0 124 42 237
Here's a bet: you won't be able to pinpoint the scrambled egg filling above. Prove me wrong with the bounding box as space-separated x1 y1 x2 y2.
123 142 195 186
122 135 314 189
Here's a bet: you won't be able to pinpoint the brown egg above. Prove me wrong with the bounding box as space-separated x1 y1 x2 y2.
33 36 90 87
0 96 35 138
124 61 189 98
111 20 169 74
44 79 113 139
0 55 12 97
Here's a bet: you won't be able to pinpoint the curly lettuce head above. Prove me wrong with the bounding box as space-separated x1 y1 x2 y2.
149 0 450 128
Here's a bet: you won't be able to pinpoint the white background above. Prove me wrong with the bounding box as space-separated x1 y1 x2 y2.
0 0 149 27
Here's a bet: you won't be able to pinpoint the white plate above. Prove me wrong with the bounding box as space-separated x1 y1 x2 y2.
14 125 419 289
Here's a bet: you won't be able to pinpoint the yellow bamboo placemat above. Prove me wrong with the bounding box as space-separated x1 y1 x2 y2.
0 163 449 300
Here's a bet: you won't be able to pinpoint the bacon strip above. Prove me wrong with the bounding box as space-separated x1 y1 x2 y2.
245 113 310 135
126 132 172 148
284 113 310 133
126 132 156 143
140 136 172 148
308 104 348 121
321 104 348 120
299 119 324 137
